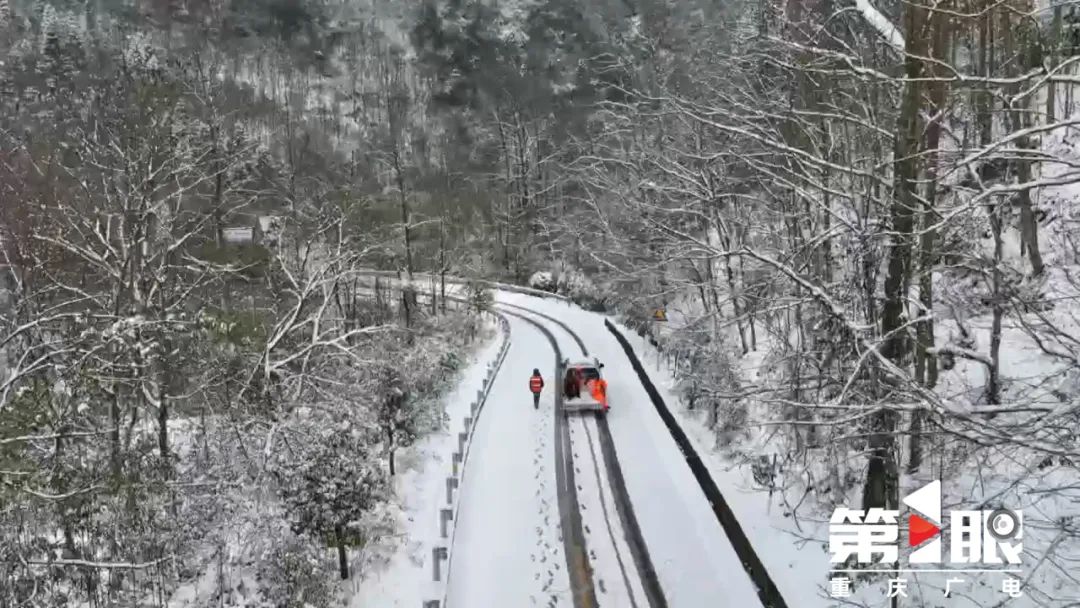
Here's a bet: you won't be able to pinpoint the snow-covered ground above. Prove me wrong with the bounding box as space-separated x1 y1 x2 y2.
573 186 1080 608
503 294 765 608
443 315 572 607
565 413 651 606
350 318 504 607
611 309 1080 607
352 270 1080 606
612 321 838 606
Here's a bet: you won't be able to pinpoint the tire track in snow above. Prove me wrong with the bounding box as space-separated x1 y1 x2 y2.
574 414 643 608
499 301 589 355
530 387 563 607
501 304 667 608
604 319 790 608
498 309 598 608
363 288 582 607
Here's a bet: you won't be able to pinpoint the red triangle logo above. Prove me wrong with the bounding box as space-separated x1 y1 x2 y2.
909 514 941 547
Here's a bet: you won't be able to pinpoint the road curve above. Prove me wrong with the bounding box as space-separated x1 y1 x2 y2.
502 304 668 608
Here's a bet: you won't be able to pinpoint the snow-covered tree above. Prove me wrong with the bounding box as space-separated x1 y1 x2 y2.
279 423 390 580
374 365 415 476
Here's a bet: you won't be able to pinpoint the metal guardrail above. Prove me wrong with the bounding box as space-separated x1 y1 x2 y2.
352 269 573 303
424 309 512 608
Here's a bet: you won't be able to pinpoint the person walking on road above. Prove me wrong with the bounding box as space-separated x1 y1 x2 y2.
529 368 544 409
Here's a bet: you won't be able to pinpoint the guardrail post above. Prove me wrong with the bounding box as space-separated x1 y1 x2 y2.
433 546 448 581
464 416 472 429
477 389 483 403
446 476 457 504
471 400 478 415
440 508 453 538
458 431 467 453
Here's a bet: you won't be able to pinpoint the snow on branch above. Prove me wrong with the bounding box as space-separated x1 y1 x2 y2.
27 557 173 570
854 0 905 52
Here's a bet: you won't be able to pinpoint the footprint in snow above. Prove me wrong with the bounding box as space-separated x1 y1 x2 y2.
598 579 607 594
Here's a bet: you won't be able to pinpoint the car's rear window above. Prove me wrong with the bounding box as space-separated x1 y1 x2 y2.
579 367 600 381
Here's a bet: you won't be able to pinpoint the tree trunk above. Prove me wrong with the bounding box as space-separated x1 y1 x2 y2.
336 525 349 580
110 388 122 479
870 0 925 511
388 427 396 476
495 110 515 274
1018 189 1044 276
1047 4 1062 123
909 3 950 473
439 217 447 313
987 204 1004 406
1007 12 1045 277
716 204 748 354
739 254 757 350
393 146 414 282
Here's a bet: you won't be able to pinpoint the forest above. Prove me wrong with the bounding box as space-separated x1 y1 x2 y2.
2 0 1080 604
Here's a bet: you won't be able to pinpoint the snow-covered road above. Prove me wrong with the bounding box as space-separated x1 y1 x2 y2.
444 315 572 607
498 293 765 608
358 276 769 608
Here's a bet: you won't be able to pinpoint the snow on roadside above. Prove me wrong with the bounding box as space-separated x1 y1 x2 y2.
348 315 503 607
609 319 837 606
503 289 1071 604
609 315 1080 608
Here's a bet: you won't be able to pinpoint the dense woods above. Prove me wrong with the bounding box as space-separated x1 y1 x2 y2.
3 0 1080 604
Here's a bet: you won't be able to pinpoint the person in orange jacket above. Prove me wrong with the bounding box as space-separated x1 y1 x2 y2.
591 376 609 412
529 368 544 409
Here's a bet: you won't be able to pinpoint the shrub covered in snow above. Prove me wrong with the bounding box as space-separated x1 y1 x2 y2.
278 423 390 580
465 280 494 313
528 270 557 293
373 366 417 476
256 531 336 608
556 266 608 311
